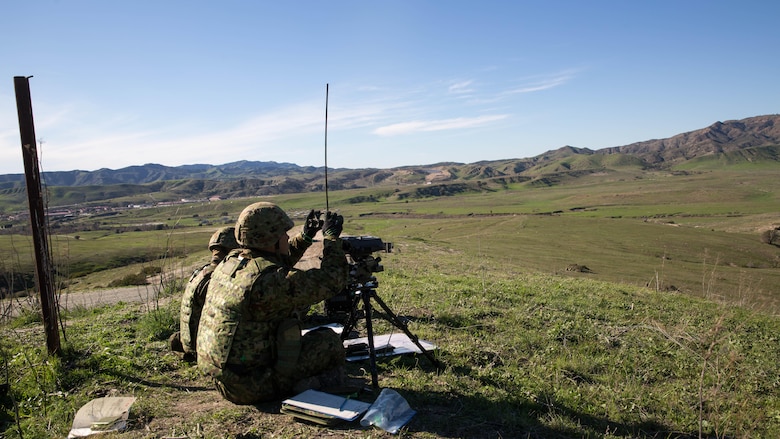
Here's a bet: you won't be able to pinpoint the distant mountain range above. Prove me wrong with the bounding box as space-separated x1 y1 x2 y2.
0 114 777 205
0 161 322 188
604 114 780 163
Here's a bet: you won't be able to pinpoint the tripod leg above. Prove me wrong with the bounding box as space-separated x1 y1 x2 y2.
371 292 444 370
362 291 380 388
339 294 362 341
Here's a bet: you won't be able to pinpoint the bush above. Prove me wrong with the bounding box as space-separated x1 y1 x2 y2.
140 266 162 276
108 272 148 287
760 228 780 245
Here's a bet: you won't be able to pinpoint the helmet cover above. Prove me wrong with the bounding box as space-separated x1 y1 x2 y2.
234 202 294 249
208 226 239 251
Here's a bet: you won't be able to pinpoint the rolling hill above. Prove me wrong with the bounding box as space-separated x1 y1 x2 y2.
0 114 778 208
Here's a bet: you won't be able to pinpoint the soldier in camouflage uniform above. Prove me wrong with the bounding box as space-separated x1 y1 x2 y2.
196 202 349 404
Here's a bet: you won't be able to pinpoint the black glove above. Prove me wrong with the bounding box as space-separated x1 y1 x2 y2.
322 211 344 238
303 210 323 240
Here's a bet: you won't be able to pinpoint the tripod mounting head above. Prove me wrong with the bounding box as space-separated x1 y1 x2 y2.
324 235 392 320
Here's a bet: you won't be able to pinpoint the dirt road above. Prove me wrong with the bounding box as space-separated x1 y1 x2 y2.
59 284 169 309
2 236 326 319
1 284 171 320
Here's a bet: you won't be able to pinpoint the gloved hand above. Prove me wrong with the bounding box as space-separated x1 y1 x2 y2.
303 210 323 240
322 211 344 238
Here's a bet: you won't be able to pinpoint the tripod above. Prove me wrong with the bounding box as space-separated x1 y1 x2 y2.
341 277 443 389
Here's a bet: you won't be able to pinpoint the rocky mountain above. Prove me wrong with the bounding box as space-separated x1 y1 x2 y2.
0 114 778 206
603 114 780 165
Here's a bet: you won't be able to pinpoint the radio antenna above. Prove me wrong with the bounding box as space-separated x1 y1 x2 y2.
324 83 330 213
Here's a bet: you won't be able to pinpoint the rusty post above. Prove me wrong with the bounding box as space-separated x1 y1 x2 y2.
14 76 61 355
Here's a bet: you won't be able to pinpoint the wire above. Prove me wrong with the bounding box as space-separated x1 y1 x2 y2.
324 83 330 213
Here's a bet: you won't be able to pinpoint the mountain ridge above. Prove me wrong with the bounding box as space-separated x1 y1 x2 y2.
0 114 777 186
603 114 780 163
0 114 778 206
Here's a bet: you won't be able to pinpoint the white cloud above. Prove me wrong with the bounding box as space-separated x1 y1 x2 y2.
0 70 577 173
503 70 577 96
4 96 411 172
373 114 508 136
448 80 475 94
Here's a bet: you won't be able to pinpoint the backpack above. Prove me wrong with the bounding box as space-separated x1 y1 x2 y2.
196 255 262 378
196 254 302 378
179 263 214 353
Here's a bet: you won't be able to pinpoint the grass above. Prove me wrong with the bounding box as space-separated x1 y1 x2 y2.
352 214 780 313
1 223 779 438
0 166 778 437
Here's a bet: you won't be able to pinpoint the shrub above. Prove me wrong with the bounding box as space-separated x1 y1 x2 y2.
140 266 162 276
759 228 779 245
108 272 148 287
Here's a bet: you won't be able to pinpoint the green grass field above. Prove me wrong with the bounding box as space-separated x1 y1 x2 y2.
1 231 778 438
0 166 778 437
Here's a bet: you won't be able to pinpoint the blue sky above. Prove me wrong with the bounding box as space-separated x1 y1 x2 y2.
1 1 778 174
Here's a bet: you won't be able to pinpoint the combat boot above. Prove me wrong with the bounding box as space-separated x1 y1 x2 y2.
168 332 184 353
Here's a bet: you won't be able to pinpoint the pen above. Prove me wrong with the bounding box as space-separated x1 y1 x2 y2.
339 395 351 411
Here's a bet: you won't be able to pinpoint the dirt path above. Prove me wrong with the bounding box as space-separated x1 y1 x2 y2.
60 284 168 309
1 284 169 320
1 236 326 320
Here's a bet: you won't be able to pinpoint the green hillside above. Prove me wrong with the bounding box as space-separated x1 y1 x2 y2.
1 216 778 437
1 164 778 310
1 148 779 437
673 145 780 170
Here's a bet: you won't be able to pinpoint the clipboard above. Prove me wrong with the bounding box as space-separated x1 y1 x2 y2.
281 389 371 426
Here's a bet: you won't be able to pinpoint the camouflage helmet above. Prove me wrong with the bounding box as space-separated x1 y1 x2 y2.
235 202 294 249
208 226 239 251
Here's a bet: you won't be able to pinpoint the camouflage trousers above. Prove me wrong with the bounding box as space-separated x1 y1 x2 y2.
213 327 345 405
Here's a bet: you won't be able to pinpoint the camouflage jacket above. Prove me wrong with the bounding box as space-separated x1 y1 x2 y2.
197 234 348 377
179 262 217 354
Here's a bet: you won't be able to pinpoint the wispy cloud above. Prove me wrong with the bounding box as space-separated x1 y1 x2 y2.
0 94 415 172
502 70 577 96
0 69 576 172
448 80 475 94
373 114 508 136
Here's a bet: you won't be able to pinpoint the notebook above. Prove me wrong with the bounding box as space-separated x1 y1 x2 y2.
281 389 371 426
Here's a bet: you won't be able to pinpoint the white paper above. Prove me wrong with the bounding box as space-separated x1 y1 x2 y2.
344 333 437 361
68 396 136 438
